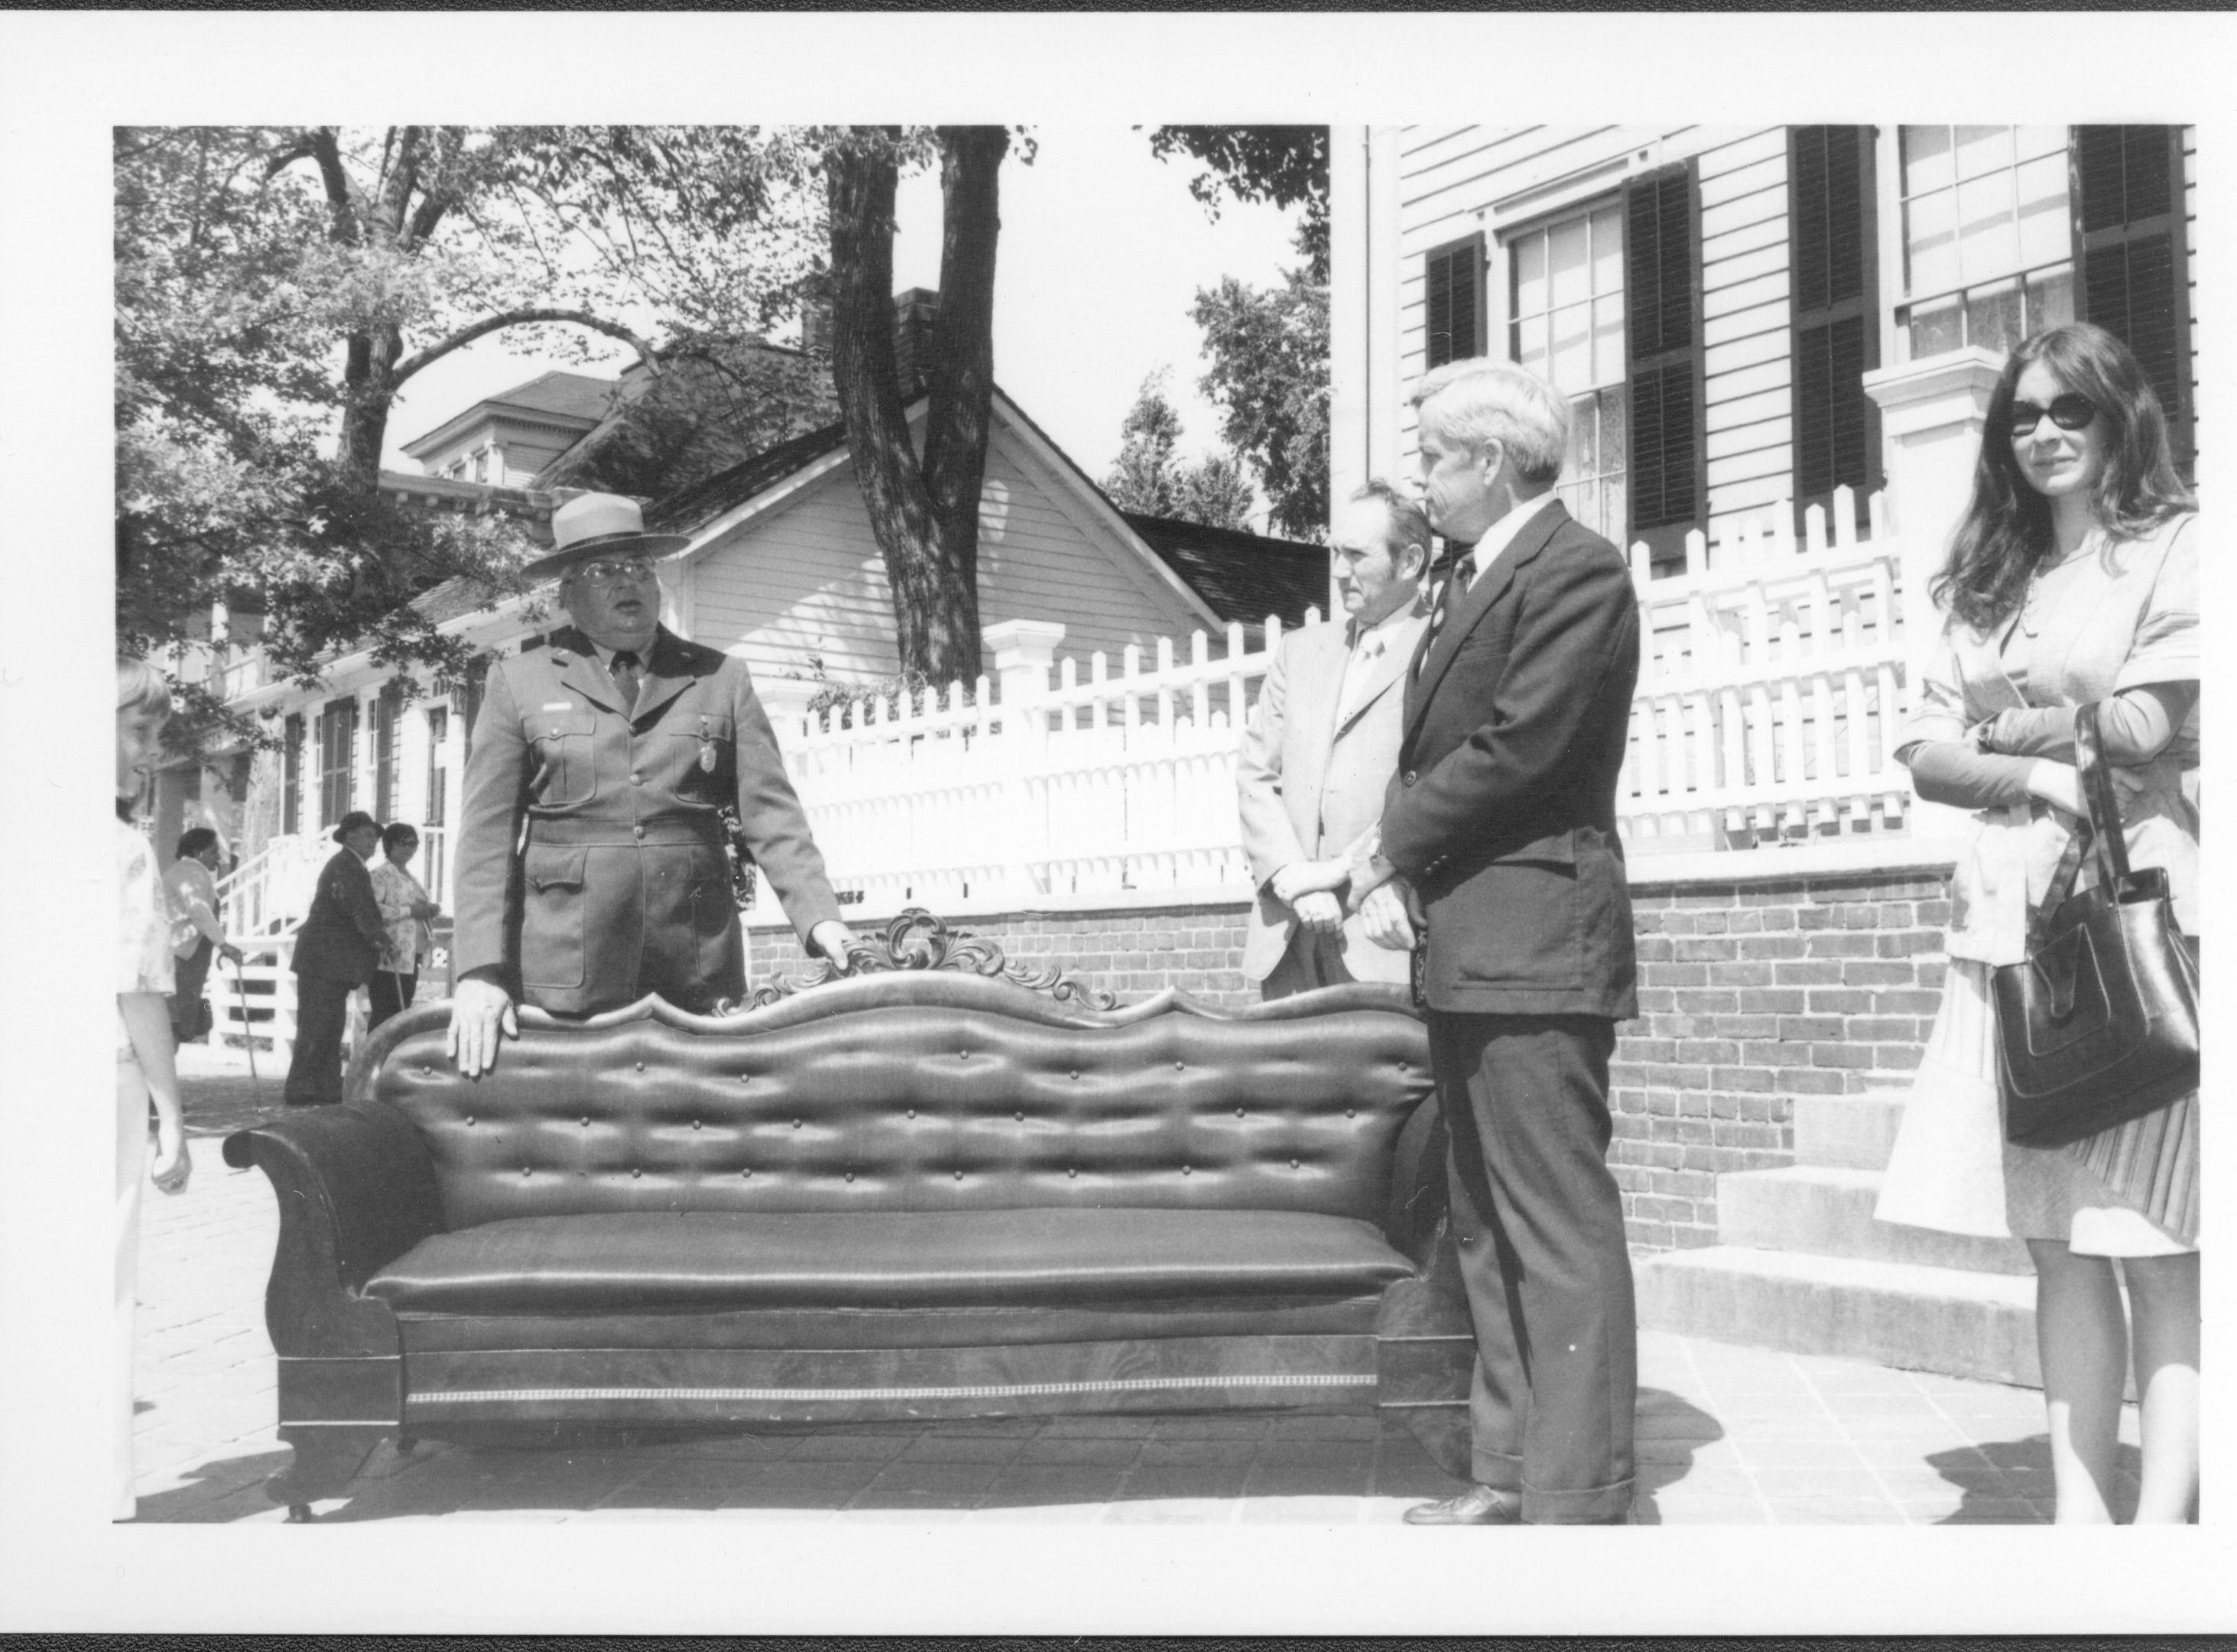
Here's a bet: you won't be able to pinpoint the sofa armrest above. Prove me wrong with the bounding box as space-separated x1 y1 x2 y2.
1382 1094 1450 1266
222 1102 444 1357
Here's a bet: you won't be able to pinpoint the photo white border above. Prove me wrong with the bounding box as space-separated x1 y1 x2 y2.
2 6 2229 1632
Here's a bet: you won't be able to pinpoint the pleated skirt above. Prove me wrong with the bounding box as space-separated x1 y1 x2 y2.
1874 959 2197 1254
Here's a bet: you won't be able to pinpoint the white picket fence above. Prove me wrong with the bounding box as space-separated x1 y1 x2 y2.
1621 487 1911 849
755 488 1913 921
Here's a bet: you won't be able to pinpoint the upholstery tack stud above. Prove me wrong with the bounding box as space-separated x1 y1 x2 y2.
1174 1060 1185 1071
631 1167 641 1178
464 1115 474 1127
1067 1167 1076 1178
906 1108 916 1119
845 1171 855 1183
1070 1070 1080 1080
953 1170 963 1180
1235 1107 1245 1118
580 1116 589 1127
1181 1164 1191 1175
635 1062 644 1073
692 1119 702 1131
1290 1158 1300 1170
1015 1111 1024 1122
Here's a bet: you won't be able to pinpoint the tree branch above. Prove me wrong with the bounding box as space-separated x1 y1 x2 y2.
306 128 359 243
389 307 663 389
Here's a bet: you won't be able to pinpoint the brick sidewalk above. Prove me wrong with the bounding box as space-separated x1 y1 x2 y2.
136 1048 2138 1525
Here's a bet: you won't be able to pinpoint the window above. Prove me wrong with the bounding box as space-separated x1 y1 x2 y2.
1510 203 1628 547
1790 127 1882 539
2073 125 2192 474
1898 125 2074 360
1625 163 1703 572
372 682 403 821
1424 233 1485 368
423 706 450 830
281 713 304 837
472 450 488 483
317 696 358 828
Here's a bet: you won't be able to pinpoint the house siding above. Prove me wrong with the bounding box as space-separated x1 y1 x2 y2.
1388 125 1794 548
686 430 1210 687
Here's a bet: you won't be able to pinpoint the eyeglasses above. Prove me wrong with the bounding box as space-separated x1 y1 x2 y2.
2009 393 2099 438
579 558 659 586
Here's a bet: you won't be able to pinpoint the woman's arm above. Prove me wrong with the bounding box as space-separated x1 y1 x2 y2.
1900 742 2084 816
119 992 190 1193
1972 682 2194 764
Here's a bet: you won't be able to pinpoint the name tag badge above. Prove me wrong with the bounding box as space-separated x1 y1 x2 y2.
541 702 574 712
698 712 717 772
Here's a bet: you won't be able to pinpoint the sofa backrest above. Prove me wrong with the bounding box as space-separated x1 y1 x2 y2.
358 975 1433 1235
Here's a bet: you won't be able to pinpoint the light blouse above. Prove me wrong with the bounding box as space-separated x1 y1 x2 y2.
118 820 175 1056
370 859 434 974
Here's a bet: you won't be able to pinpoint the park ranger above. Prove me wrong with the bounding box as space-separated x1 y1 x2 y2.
447 492 855 1075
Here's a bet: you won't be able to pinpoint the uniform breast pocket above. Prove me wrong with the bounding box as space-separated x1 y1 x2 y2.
669 712 736 798
525 709 599 807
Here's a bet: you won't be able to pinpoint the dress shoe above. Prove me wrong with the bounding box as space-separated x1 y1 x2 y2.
1402 1483 1524 1525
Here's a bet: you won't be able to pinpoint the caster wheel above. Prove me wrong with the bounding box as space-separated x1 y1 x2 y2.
394 1434 419 1456
284 1502 314 1524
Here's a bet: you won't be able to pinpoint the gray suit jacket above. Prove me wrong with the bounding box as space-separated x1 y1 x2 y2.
1235 605 1429 984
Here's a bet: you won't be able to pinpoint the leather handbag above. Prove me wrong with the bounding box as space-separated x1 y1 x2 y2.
1995 703 2200 1148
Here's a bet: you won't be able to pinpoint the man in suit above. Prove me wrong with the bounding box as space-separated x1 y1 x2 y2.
447 492 856 1076
284 810 388 1106
1236 482 1431 996
1352 359 1642 1525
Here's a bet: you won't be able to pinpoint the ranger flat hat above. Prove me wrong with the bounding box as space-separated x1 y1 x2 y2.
522 492 689 579
332 810 380 844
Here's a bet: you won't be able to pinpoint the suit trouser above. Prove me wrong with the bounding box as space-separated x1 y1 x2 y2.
1429 1010 1635 1523
285 973 354 1106
1259 929 1356 998
368 969 417 1030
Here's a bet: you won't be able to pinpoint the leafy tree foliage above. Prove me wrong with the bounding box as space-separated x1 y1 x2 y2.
1189 271 1330 542
1148 125 1329 281
115 125 826 745
1102 372 1255 532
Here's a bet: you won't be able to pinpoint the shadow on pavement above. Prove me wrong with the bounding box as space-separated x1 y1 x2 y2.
131 1447 292 1523
1627 1387 1725 1526
1927 1433 2140 1524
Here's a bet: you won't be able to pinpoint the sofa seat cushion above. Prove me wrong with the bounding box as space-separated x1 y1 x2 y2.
365 1207 1414 1316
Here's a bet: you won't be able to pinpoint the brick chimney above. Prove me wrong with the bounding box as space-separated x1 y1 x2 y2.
891 287 940 397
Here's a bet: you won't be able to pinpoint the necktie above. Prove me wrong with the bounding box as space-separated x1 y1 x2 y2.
1415 554 1476 676
609 649 642 713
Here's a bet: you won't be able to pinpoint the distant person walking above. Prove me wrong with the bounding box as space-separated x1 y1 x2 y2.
368 823 438 1030
116 657 193 1520
161 826 242 1043
283 810 387 1107
1876 322 2199 1523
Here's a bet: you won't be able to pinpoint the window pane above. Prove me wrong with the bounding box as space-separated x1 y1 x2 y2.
2028 265 2076 333
1954 125 2015 180
1600 382 1628 476
1965 277 2024 354
1549 216 1590 308
2016 124 2069 161
2015 153 2070 265
1956 172 2018 284
1593 294 1625 387
1514 232 1547 320
1901 125 1953 196
1550 300 1591 391
1563 395 1596 480
1907 294 1964 359
1905 190 1958 294
1590 204 1624 298
1515 313 1549 375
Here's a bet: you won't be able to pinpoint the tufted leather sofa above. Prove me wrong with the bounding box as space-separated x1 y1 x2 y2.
224 970 1473 1515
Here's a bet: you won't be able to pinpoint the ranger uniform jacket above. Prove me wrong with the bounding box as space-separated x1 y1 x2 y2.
452 625 843 1015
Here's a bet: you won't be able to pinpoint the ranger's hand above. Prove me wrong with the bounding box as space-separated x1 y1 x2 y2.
809 920 859 970
448 974 518 1079
1293 890 1344 934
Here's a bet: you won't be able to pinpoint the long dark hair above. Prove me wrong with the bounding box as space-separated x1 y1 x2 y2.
1932 322 2193 633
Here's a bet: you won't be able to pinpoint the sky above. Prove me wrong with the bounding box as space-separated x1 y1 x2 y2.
377 129 1304 492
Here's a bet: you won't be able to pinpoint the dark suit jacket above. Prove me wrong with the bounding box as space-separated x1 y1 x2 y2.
1379 501 1641 1019
291 847 387 986
452 624 843 1015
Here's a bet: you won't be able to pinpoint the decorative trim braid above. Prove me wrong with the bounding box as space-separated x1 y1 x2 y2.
737 907 1119 1012
408 1372 1374 1407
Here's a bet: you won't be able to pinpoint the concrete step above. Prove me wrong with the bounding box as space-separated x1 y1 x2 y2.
1635 1245 2040 1388
1792 1087 1907 1172
1720 1165 2033 1275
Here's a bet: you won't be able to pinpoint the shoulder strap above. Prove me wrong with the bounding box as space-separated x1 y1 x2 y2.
2074 702 2131 884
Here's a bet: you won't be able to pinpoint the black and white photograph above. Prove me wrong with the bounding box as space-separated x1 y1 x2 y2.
3 5 2230 1634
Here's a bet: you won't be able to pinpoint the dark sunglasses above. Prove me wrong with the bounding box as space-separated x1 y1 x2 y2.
2009 393 2098 437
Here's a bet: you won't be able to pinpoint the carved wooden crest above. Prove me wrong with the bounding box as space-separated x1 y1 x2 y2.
739 908 1118 1011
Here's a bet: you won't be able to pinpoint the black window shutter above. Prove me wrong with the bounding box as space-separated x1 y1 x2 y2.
1625 162 1703 568
1424 232 1485 369
2073 126 2192 475
1788 126 1882 539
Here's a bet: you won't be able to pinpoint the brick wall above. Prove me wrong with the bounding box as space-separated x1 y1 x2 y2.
748 861 1955 1254
749 901 1258 1010
1614 866 1953 1251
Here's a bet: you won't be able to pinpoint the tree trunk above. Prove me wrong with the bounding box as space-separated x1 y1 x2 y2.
336 323 404 495
826 128 1003 687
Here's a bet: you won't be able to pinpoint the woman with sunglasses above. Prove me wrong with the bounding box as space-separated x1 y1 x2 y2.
1876 322 2198 1522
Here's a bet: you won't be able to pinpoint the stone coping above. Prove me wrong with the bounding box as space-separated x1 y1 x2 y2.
744 839 1964 933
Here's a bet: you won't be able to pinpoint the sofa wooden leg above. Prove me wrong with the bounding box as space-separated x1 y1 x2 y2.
266 1424 388 1514
284 1503 315 1524
1401 1403 1473 1481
